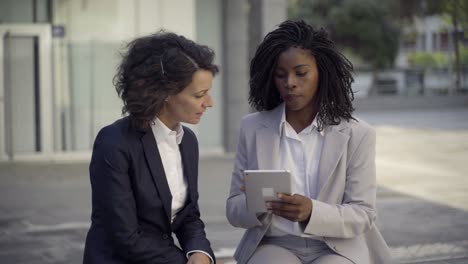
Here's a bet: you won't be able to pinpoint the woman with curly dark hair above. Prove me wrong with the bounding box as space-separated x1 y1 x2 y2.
226 20 392 264
83 31 219 264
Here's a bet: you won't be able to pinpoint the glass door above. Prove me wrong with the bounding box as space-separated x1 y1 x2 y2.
0 24 53 161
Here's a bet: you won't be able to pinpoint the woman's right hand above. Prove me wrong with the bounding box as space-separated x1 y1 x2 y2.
240 185 245 192
266 193 313 223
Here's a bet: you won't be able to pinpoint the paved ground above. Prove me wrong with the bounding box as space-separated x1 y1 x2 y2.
1 107 468 264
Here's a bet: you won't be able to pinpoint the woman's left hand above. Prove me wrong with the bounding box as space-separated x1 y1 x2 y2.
187 252 211 264
266 193 313 223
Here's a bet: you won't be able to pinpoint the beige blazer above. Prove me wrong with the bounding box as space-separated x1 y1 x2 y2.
226 105 393 264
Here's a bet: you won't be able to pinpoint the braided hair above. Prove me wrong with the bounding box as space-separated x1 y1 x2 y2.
249 20 355 131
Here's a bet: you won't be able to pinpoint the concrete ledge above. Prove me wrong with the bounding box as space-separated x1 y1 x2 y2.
354 95 468 111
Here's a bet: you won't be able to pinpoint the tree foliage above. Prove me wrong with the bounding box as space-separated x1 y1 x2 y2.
289 0 400 69
460 45 468 66
426 0 468 26
426 0 468 90
408 52 449 69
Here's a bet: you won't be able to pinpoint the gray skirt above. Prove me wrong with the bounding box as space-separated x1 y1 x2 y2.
260 235 335 263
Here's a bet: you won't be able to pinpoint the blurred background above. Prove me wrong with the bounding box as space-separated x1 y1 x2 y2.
0 0 467 263
1 0 466 160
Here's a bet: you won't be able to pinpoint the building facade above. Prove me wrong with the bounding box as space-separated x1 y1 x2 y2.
0 0 287 161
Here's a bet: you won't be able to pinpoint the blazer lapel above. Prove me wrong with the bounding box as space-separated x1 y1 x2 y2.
256 106 283 170
141 130 172 222
256 127 281 169
316 125 349 197
178 135 195 203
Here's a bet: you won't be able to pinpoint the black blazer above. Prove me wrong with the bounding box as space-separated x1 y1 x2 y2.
83 117 214 264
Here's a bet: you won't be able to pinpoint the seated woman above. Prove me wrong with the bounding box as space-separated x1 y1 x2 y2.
83 31 218 264
226 20 392 264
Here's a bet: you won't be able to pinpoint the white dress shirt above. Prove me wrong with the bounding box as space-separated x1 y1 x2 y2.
152 118 188 221
151 118 213 263
266 105 324 237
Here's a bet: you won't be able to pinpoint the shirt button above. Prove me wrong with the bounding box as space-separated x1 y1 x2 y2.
162 234 169 240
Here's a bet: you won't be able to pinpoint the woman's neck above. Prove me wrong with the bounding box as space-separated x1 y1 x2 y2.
156 114 178 131
285 107 318 133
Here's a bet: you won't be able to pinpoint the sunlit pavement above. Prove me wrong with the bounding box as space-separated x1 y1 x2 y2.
1 107 467 264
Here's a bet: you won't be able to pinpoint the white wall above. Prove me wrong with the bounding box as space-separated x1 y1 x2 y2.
52 0 197 151
413 16 446 52
195 0 224 154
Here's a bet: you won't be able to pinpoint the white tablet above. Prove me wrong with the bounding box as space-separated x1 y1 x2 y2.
244 170 292 212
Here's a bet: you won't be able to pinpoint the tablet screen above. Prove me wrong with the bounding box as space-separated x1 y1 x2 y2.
244 170 291 212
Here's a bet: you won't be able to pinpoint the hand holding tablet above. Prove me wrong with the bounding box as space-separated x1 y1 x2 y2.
243 170 292 212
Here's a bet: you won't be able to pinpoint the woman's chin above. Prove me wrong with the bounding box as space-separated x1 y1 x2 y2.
185 118 201 125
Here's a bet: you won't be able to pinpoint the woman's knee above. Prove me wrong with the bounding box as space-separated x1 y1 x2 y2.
313 254 353 264
247 244 301 264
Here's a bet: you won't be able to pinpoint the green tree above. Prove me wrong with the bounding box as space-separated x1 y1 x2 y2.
330 0 399 69
408 52 449 69
289 0 399 69
461 45 468 66
288 0 342 27
429 0 468 92
289 0 400 94
395 0 468 92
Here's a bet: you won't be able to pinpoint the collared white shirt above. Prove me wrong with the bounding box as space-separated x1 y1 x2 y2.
151 119 213 263
266 104 324 237
152 118 187 222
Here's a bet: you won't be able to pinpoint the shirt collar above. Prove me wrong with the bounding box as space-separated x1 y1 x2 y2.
152 118 184 145
278 103 324 137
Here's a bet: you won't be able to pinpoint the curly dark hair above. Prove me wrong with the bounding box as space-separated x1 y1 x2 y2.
114 30 219 129
249 20 355 130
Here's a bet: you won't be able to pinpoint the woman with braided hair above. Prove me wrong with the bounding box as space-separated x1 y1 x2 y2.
83 31 219 264
226 20 392 264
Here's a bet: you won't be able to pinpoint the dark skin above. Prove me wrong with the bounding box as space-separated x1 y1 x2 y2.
267 193 313 223
274 47 319 133
240 186 313 224
243 47 320 224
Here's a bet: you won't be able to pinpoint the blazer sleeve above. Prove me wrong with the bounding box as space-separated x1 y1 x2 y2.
304 126 377 238
90 128 186 263
173 131 215 261
226 118 264 228
174 202 215 261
